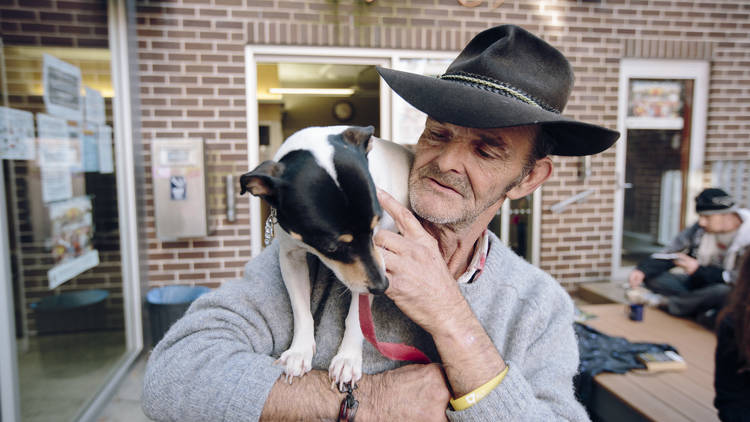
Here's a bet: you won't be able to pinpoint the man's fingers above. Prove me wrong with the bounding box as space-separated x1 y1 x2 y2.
376 189 425 239
375 230 409 255
377 246 406 275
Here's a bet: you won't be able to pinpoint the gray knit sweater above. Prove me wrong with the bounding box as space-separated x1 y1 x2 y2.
142 233 589 421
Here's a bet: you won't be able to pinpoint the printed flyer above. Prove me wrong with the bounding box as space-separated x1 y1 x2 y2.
81 122 100 172
0 106 35 160
84 86 106 125
46 196 99 289
98 124 114 174
43 54 82 121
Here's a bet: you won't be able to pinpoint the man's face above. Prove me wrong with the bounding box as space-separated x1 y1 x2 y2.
698 213 736 233
408 118 537 228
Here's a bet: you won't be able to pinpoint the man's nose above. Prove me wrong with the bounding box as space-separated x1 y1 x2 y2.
434 140 468 174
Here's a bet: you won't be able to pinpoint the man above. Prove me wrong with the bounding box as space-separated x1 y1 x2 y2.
628 188 750 319
143 25 618 421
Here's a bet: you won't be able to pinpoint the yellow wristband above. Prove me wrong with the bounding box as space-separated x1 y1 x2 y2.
449 365 509 411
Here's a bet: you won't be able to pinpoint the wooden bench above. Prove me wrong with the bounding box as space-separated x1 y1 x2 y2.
580 304 719 422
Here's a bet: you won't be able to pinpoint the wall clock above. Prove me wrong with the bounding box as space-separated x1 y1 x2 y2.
332 100 354 122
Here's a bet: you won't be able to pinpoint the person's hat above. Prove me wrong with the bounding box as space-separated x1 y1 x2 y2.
376 25 620 156
695 188 737 215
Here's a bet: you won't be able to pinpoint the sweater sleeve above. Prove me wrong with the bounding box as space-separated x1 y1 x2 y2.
142 247 287 421
445 282 589 422
636 224 700 278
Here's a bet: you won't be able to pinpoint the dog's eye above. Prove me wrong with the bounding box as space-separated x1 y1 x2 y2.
325 242 338 253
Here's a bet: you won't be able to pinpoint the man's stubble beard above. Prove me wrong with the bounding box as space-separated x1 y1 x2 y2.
407 162 525 230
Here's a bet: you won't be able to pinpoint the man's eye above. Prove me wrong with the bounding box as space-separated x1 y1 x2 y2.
476 148 492 158
429 130 447 140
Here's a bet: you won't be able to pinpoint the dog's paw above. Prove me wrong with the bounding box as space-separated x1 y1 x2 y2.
275 344 315 384
328 351 363 390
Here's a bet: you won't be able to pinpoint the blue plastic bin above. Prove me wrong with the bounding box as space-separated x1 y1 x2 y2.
31 289 109 335
147 285 210 345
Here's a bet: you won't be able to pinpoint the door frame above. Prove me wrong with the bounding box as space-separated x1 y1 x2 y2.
244 45 542 265
611 58 710 277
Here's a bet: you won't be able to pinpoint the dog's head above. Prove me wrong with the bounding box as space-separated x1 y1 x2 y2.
240 125 388 294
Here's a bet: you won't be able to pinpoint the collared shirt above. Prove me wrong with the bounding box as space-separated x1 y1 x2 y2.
457 229 490 284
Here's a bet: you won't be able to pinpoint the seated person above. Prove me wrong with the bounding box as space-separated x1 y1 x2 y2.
714 250 750 422
629 188 750 320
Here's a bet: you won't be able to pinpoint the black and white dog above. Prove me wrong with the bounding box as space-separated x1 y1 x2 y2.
239 125 413 387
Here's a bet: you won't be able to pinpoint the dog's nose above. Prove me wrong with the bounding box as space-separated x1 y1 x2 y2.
367 285 386 295
367 274 389 295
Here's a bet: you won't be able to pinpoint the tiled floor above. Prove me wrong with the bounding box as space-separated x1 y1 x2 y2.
97 353 151 422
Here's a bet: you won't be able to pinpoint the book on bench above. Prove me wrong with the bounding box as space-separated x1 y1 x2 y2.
637 350 687 372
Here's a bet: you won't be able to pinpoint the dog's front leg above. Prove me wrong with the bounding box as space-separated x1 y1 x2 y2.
276 244 316 383
329 293 369 389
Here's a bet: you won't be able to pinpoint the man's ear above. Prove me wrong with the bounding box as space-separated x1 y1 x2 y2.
506 157 553 200
239 160 285 208
341 125 375 153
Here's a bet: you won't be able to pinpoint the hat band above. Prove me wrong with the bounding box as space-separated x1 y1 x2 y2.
439 73 560 114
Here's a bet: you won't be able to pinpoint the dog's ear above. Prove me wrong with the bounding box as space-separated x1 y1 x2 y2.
341 125 375 153
239 160 285 206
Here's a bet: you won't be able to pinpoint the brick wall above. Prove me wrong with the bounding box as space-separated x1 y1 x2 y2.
1 0 125 334
134 0 750 286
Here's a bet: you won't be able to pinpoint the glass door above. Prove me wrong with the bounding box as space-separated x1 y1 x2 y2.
613 59 710 279
0 1 142 420
621 79 693 266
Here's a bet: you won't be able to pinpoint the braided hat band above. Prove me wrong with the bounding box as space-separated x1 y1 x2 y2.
439 72 561 114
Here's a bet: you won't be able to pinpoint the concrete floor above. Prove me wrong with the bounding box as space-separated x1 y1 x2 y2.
97 354 151 422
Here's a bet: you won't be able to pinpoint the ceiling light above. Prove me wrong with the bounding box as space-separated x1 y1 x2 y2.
268 88 355 96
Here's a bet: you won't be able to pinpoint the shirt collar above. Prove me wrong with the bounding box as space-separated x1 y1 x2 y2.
456 229 490 284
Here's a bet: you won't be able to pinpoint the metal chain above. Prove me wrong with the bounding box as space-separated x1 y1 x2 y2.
264 208 277 246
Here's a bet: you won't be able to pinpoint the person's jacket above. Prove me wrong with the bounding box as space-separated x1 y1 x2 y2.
637 209 750 287
714 316 750 422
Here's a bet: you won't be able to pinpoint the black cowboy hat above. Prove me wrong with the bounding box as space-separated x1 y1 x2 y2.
377 25 620 156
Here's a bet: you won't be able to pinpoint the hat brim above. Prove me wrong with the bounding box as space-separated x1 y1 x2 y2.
377 66 619 156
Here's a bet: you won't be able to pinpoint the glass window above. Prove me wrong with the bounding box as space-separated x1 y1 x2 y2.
0 2 129 420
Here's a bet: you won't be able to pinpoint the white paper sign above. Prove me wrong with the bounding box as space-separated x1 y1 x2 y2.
0 106 35 160
84 86 105 125
43 54 82 121
81 122 99 172
36 113 81 169
48 249 99 289
41 166 73 203
98 124 114 174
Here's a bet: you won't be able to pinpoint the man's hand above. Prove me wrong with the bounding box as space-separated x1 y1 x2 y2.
374 189 506 398
373 190 465 336
674 253 699 275
361 364 450 422
262 365 450 421
628 269 646 288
